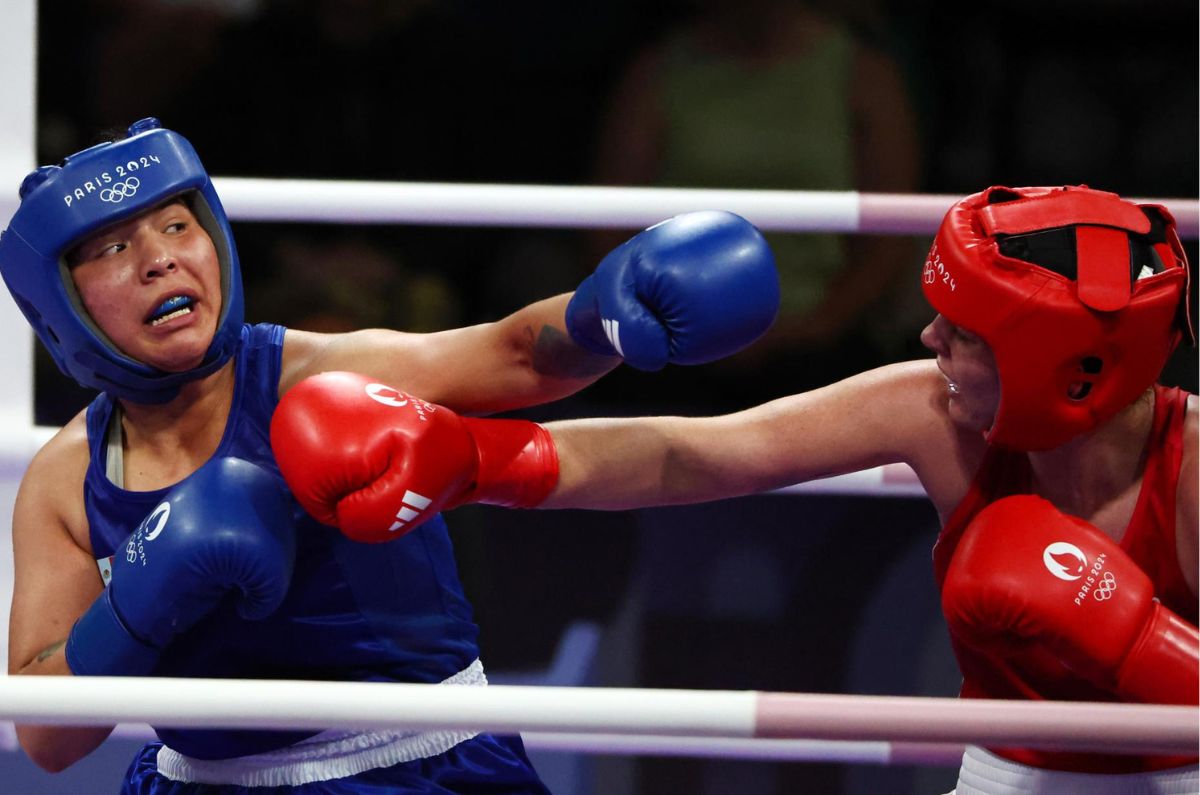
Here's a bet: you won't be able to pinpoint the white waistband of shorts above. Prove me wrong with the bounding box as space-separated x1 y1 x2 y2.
156 659 487 787
952 745 1200 795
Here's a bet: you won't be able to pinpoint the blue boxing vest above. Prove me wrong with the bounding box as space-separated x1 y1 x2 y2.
83 323 481 760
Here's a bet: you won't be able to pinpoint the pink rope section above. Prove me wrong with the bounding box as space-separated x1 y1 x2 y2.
518 733 967 765
755 692 1198 756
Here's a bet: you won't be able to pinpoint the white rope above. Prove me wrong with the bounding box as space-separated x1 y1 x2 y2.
212 178 1200 238
2 425 923 498
2 677 1194 756
518 733 966 765
84 724 966 766
775 462 925 497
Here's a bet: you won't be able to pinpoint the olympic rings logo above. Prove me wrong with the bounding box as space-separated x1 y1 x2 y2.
1093 571 1117 601
100 177 141 203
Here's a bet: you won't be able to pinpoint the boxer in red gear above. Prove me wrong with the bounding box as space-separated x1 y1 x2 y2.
327 186 1196 794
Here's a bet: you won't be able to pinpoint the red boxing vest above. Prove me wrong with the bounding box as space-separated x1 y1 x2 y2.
933 384 1197 773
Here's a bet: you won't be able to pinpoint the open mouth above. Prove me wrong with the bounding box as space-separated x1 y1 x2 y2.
146 295 195 326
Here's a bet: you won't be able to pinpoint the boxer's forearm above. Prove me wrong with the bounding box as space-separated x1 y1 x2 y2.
541 416 764 510
13 641 114 772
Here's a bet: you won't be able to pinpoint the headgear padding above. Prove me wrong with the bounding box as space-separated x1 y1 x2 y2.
922 185 1191 451
0 118 243 404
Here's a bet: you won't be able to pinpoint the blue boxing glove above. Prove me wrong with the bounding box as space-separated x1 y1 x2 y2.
566 211 779 370
65 457 296 676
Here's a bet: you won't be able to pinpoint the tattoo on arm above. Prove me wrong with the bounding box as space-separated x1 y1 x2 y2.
36 639 66 663
530 325 616 379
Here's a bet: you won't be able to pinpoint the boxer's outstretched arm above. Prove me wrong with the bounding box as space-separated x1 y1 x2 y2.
271 362 967 541
542 361 960 510
544 410 826 510
282 294 619 416
280 212 778 416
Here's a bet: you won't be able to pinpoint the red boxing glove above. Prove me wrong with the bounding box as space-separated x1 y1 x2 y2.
270 371 559 543
942 494 1199 705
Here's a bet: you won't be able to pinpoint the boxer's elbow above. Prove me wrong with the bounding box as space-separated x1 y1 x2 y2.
17 723 110 772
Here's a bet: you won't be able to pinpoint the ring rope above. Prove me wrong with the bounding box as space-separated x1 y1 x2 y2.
0 426 924 499
2 677 1194 756
213 179 1200 238
520 734 967 765
7 723 965 767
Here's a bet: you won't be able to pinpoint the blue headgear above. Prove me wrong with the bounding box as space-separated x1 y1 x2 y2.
0 117 244 404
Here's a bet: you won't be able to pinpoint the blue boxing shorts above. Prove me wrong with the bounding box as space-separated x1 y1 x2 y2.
120 732 549 794
119 660 548 794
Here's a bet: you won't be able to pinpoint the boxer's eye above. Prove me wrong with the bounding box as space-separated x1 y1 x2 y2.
952 326 980 344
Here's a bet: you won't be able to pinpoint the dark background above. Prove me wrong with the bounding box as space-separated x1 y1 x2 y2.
22 1 1199 792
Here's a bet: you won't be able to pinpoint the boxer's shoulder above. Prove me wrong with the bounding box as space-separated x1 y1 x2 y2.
1177 393 1197 595
873 360 988 512
17 409 90 550
858 360 976 444
1181 393 1197 477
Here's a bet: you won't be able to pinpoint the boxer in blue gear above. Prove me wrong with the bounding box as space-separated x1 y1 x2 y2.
1 119 779 792
86 326 546 791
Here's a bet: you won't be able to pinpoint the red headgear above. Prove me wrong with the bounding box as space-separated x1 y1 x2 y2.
922 185 1192 451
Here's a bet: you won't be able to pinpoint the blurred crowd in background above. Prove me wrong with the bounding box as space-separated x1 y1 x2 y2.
24 2 1200 792
36 0 1198 424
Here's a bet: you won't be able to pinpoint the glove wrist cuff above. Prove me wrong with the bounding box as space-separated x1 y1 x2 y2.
459 418 559 508
1116 604 1200 705
66 589 160 676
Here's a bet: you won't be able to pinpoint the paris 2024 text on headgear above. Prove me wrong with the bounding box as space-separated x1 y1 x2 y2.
923 184 1193 451
0 117 244 404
